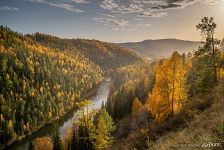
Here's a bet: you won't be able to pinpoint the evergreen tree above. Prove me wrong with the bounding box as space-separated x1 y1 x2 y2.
28 141 33 150
53 130 62 150
193 17 221 93
101 100 105 109
72 102 115 150
72 100 95 150
0 26 109 147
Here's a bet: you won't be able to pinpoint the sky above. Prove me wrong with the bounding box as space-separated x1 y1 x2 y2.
0 0 224 43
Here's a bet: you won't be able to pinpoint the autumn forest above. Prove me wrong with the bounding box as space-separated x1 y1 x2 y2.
0 15 224 150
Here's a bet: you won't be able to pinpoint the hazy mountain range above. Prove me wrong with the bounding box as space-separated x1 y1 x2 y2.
119 39 201 59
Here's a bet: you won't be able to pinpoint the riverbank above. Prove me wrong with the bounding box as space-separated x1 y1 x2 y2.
3 80 105 150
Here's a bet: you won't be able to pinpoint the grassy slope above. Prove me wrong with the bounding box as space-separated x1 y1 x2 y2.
109 82 224 150
151 84 224 150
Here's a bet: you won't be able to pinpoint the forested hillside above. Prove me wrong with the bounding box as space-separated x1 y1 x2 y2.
0 26 102 147
0 26 140 148
0 16 223 150
106 62 156 120
27 33 141 72
107 17 224 150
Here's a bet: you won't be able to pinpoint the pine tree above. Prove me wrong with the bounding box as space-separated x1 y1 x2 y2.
28 141 33 150
53 130 62 150
72 100 95 150
194 17 221 93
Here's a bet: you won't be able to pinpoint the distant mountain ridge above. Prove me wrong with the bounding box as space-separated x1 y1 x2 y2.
118 39 201 59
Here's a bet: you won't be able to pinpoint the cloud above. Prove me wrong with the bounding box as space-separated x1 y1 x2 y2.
94 13 137 31
203 0 220 5
135 22 151 27
94 14 129 27
0 6 18 11
100 0 140 15
110 27 138 31
99 0 169 18
100 0 119 10
27 0 83 12
94 13 153 31
70 0 89 4
138 11 168 18
97 0 220 31
100 0 220 17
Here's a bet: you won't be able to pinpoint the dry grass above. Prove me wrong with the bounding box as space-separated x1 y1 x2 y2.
151 83 224 150
109 82 224 150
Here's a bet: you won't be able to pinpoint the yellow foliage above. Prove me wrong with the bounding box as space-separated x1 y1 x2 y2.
23 124 26 131
48 112 52 119
147 52 188 123
8 120 13 129
26 122 30 131
0 114 5 121
57 92 62 98
218 68 224 79
132 97 142 116
22 80 26 93
29 89 35 97
0 46 5 53
40 87 44 94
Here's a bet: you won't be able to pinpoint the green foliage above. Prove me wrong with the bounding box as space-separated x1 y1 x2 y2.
0 26 140 148
106 62 156 120
191 17 222 94
27 32 141 73
146 136 153 149
72 102 115 150
93 109 115 150
71 100 96 150
28 141 33 150
53 130 62 150
0 26 102 147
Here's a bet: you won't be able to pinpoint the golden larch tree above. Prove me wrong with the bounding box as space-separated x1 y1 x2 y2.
147 51 188 122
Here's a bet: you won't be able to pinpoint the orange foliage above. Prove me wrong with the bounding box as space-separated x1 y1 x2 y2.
147 52 188 123
32 137 53 150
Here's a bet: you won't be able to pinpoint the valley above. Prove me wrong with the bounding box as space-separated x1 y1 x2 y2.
0 16 224 150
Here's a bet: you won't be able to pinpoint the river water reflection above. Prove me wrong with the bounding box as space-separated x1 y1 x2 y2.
8 78 110 150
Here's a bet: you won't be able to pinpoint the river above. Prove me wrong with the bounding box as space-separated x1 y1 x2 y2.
8 78 111 150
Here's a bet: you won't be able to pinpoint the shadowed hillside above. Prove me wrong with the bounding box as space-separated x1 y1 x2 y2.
27 33 141 72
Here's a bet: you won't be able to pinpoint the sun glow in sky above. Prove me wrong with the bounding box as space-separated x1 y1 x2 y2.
0 0 224 42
